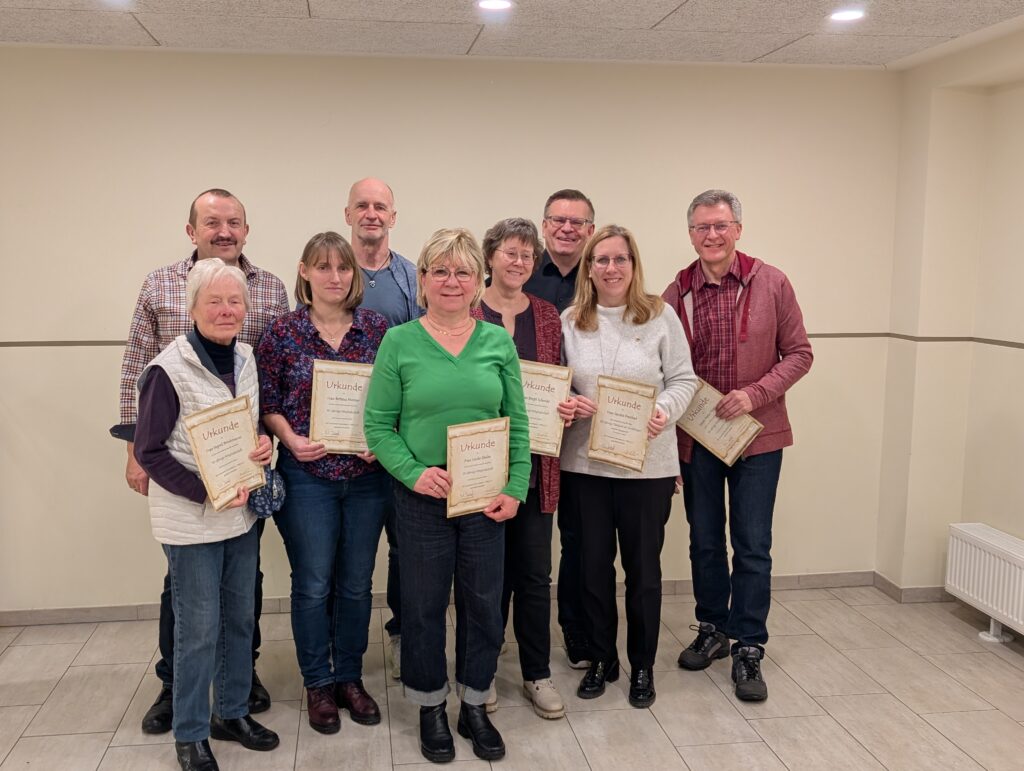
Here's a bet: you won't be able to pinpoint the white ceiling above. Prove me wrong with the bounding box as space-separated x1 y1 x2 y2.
2 0 1024 68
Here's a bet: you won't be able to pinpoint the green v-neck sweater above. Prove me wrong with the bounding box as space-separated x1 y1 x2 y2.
364 319 531 502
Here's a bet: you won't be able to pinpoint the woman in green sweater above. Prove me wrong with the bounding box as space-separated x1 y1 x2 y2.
364 228 530 764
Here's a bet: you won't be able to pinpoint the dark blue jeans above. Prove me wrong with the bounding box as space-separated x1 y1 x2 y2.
395 483 505 707
681 445 782 650
275 458 389 688
556 471 587 639
383 498 401 638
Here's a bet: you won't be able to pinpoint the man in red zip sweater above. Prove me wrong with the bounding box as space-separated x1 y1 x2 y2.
663 189 812 701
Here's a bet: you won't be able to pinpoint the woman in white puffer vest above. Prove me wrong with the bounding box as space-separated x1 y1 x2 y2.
134 258 278 771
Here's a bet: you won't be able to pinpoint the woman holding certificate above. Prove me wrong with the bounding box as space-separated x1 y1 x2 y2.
560 225 698 709
256 232 390 735
364 228 530 763
134 258 279 771
472 217 575 720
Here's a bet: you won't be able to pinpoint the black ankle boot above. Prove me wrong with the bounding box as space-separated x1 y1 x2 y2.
628 666 656 708
457 701 505 760
577 659 620 699
175 739 219 771
419 703 455 763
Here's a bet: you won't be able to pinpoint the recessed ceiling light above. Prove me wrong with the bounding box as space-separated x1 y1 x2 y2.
478 0 513 9
831 9 865 21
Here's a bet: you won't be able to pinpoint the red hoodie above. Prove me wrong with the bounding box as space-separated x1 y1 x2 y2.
663 251 813 462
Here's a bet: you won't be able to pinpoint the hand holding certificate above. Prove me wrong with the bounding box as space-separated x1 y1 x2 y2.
519 361 573 457
677 379 763 466
446 417 510 518
183 395 266 511
309 360 373 454
587 376 658 472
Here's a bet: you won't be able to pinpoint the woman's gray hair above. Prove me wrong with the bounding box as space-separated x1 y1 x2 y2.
481 217 543 276
686 189 743 225
186 258 250 313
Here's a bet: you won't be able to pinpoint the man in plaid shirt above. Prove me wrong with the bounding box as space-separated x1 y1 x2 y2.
110 188 289 734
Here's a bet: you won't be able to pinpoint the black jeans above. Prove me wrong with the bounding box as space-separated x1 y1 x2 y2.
156 518 265 686
556 471 587 640
383 495 401 638
563 472 675 669
500 485 553 681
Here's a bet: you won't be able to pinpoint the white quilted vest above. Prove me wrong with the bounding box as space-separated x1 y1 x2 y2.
140 335 259 545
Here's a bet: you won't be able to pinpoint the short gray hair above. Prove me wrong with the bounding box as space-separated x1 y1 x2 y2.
481 218 543 276
186 258 249 313
687 189 742 225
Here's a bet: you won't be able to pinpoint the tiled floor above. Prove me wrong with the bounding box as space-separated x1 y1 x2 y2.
2 590 1024 770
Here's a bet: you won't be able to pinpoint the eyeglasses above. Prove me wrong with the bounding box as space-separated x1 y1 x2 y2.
592 255 632 269
545 215 593 230
494 248 535 265
689 221 738 235
426 266 476 282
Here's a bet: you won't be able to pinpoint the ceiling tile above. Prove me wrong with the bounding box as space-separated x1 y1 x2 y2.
0 1 307 13
657 0 839 33
0 8 156 46
135 14 481 56
758 33 950 66
471 24 802 63
845 0 1024 37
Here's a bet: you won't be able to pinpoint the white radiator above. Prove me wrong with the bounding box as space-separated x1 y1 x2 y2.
946 523 1024 641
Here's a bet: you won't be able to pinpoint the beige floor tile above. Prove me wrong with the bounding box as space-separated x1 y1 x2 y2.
784 600 902 650
679 741 786 770
818 693 981 770
843 647 992 714
856 604 984 654
0 731 112 771
658 601 699 640
750 715 884 770
386 686 477 765
828 587 896 605
25 663 146 736
110 674 174 747
0 642 82 706
0 629 24 657
649 669 758 746
260 613 293 642
208 699 300 771
398 763 490 771
568 708 686 770
0 705 38 764
256 638 304 703
98 742 180 770
12 623 96 646
767 602 815 636
662 593 696 604
767 635 883 696
705 654 825 718
73 620 158 666
296 703 390 770
546 646 581 675
924 709 1024 771
486 704 588 770
616 623 684 673
367 608 383 646
926 652 1024 720
772 589 834 602
551 670 631 712
491 648 530 710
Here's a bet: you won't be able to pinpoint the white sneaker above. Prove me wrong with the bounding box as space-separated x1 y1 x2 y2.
485 680 498 713
523 678 565 719
388 635 401 681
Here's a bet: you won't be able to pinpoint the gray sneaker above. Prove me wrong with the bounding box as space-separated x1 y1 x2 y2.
731 646 768 702
677 622 729 670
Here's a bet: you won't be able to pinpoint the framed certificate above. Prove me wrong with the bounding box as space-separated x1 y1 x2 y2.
519 361 573 457
677 379 763 466
587 376 658 472
309 360 373 454
183 395 266 511
446 417 510 518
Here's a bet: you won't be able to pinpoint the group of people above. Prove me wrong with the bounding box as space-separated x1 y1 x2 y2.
114 180 812 771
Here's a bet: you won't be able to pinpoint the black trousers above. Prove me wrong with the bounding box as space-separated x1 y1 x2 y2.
156 518 265 685
500 485 553 681
562 472 674 669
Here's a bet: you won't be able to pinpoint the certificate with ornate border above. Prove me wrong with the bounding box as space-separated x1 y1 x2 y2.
519 361 572 457
183 395 266 511
587 376 658 472
309 360 373 454
677 379 763 466
446 417 510 518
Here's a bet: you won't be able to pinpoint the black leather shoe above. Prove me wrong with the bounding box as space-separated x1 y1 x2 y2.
209 715 280 751
419 703 455 763
175 739 219 771
248 670 271 714
457 701 505 761
576 659 620 699
628 666 656 708
142 685 173 734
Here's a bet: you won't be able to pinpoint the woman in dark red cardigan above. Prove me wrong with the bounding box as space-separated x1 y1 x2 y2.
471 217 575 720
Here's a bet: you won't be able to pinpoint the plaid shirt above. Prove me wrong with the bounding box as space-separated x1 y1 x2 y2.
112 252 289 439
690 258 743 394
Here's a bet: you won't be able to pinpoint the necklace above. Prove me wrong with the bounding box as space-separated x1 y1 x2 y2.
311 311 351 346
598 308 626 376
425 315 474 337
361 253 392 288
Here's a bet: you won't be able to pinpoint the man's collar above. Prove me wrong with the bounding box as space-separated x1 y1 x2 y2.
540 249 580 277
694 255 742 289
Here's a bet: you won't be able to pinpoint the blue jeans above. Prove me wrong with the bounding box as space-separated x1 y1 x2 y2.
163 526 258 743
395 483 505 707
275 458 389 687
383 499 401 638
681 444 782 650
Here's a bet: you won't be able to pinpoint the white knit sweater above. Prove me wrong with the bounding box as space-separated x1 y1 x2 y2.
560 303 698 479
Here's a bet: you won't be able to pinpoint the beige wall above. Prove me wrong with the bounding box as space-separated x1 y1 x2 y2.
0 30 1021 611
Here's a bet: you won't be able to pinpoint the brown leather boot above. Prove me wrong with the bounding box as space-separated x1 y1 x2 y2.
335 680 381 725
306 685 340 734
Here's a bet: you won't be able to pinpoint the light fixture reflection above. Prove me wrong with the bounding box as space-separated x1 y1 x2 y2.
478 0 513 9
831 9 865 21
